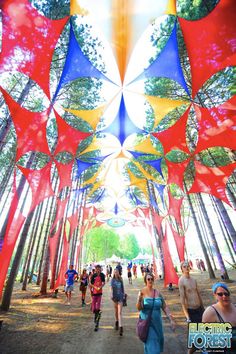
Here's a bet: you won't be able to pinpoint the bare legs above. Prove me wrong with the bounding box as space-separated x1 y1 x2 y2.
113 301 123 327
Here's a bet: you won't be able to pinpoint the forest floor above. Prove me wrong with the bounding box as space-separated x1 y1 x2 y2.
0 268 235 354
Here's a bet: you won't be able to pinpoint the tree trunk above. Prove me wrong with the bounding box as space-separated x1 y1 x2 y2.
1 210 35 311
187 193 216 279
196 196 217 270
28 203 44 283
21 204 41 290
40 243 50 295
37 196 57 286
213 196 236 253
198 194 229 280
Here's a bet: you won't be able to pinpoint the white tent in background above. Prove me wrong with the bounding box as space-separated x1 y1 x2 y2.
106 254 120 263
133 253 152 262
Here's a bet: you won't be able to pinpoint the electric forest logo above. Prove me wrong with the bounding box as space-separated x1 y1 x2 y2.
188 323 232 351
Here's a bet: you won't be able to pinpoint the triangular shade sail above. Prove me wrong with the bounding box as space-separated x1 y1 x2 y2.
193 103 236 154
132 23 190 95
103 94 145 145
0 88 50 161
145 95 189 129
188 161 236 206
55 21 112 97
17 163 55 213
179 0 236 97
153 108 190 155
54 110 91 156
0 0 68 98
63 105 106 130
76 159 97 177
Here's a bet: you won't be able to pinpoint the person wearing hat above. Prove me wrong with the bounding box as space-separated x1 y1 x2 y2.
202 282 236 353
90 264 105 331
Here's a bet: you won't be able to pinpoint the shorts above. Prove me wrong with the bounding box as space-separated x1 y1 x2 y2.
188 306 204 323
65 284 74 292
128 271 132 278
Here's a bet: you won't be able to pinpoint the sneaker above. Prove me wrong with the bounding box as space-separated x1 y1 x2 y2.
119 326 123 336
115 321 119 330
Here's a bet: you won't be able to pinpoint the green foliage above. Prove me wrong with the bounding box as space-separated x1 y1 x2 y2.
184 160 195 191
0 72 49 112
83 227 120 262
166 149 189 163
169 183 185 199
177 0 219 20
197 147 236 167
195 67 236 107
17 152 50 169
55 151 74 164
30 0 70 19
117 233 140 260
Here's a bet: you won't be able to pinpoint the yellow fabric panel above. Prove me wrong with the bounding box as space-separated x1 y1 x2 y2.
63 105 106 130
131 135 162 156
70 0 88 16
87 181 103 198
82 170 100 188
78 136 100 154
127 170 148 198
165 0 176 15
111 0 132 83
145 95 189 128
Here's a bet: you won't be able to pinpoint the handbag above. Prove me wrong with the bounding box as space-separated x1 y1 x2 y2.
136 290 155 343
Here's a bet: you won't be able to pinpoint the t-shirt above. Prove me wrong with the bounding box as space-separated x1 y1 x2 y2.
65 269 78 286
111 278 124 301
91 272 105 295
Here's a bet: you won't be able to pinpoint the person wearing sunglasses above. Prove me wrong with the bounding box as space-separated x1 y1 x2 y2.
202 283 236 353
136 273 175 353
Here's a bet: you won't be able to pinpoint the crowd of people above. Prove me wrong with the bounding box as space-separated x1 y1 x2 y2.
63 260 236 354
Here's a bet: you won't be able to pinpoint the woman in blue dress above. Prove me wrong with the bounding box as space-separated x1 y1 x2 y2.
110 268 125 336
136 273 175 354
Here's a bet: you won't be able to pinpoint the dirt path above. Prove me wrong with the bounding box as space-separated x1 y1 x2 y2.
0 270 235 354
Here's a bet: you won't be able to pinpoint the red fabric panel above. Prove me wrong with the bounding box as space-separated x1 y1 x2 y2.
166 159 190 190
54 230 70 290
0 0 69 98
54 160 73 192
188 161 236 206
162 228 179 287
82 206 91 221
153 212 164 235
179 0 236 97
0 182 25 298
168 190 184 228
193 103 236 154
50 197 69 234
0 88 50 161
169 224 185 262
54 110 91 156
152 108 190 154
67 212 80 239
17 163 54 212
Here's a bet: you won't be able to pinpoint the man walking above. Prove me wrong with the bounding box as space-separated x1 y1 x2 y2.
90 264 105 331
65 264 78 305
178 260 204 354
